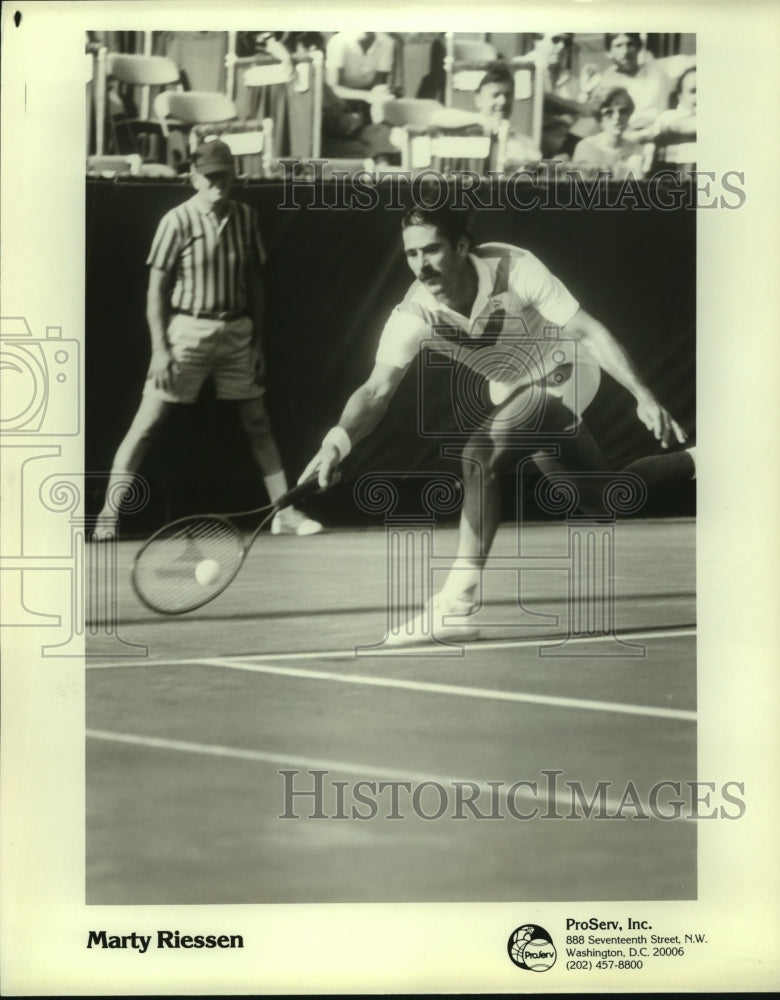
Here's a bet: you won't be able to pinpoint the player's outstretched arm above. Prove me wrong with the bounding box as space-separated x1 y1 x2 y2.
299 362 407 488
563 308 687 449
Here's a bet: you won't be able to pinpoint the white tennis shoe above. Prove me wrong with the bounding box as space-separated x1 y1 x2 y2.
271 506 323 536
383 592 480 647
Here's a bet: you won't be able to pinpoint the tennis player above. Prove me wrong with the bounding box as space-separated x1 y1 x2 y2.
300 205 694 643
93 139 321 538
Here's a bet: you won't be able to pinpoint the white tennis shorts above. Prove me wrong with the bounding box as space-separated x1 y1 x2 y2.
144 313 265 404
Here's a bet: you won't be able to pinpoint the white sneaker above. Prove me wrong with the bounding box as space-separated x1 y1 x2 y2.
271 507 323 536
383 592 479 647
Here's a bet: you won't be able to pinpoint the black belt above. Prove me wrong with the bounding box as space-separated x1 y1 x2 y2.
172 308 248 321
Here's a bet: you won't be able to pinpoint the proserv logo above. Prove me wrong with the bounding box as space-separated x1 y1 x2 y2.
507 924 557 972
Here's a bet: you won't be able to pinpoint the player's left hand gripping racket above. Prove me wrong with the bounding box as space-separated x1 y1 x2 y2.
131 478 323 615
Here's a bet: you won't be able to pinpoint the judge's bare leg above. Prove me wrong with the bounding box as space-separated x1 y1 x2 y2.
236 396 323 536
93 396 176 539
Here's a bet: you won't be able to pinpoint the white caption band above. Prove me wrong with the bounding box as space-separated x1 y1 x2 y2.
322 425 352 459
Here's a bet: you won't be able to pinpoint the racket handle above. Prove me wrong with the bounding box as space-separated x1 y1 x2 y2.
275 475 323 511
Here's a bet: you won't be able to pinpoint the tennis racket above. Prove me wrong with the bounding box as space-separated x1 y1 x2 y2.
131 478 323 615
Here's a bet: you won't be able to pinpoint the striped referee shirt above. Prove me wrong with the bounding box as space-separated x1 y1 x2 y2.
146 196 267 317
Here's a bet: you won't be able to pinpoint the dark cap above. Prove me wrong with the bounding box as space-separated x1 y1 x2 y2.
191 139 234 175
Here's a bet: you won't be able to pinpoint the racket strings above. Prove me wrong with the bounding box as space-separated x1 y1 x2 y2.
130 480 320 615
132 517 245 614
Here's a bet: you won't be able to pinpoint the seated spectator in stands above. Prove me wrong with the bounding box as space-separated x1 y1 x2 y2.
323 31 398 161
645 66 697 176
325 32 396 111
570 87 650 179
421 63 539 172
472 63 541 168
648 66 696 142
580 34 672 141
289 33 363 144
232 31 295 146
523 32 599 158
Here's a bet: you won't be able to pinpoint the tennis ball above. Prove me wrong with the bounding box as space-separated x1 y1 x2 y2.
195 559 221 586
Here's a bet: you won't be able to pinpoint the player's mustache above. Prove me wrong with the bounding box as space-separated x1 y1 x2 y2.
420 268 441 281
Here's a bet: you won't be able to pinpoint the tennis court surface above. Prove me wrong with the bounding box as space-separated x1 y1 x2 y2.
86 517 696 904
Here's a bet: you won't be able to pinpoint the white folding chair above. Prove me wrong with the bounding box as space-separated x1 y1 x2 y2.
384 101 487 171
154 90 239 170
445 38 499 97
106 53 182 160
384 99 441 170
189 120 276 178
107 53 182 89
86 154 143 177
288 51 324 159
242 55 323 160
242 62 294 88
384 101 497 174
154 90 238 132
427 132 494 175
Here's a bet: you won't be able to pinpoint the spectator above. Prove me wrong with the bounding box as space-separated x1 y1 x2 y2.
649 66 697 142
472 63 541 169
523 32 599 158
645 66 697 175
322 31 398 161
570 87 649 179
418 63 539 174
325 31 395 102
231 31 296 150
580 33 672 140
290 32 367 150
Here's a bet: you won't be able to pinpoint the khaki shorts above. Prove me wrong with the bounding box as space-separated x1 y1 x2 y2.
143 313 265 403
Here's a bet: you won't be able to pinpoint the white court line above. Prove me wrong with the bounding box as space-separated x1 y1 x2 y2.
85 728 628 813
194 658 697 722
233 626 697 662
88 650 696 722
87 625 696 669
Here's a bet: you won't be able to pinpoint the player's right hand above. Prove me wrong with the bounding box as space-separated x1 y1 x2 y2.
149 346 178 392
298 444 341 489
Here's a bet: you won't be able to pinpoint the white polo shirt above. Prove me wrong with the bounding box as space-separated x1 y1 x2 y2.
376 243 600 411
325 32 395 89
599 62 672 130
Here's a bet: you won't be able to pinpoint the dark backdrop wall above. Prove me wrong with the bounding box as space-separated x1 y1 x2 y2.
85 179 695 533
